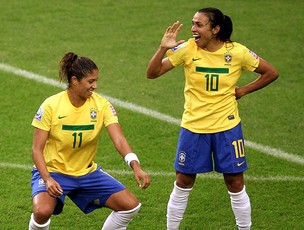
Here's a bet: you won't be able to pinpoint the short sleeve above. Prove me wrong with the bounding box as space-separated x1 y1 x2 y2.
31 99 52 131
103 102 119 127
166 40 189 67
242 48 260 72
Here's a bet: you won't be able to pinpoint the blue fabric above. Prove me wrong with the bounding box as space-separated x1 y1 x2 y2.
31 166 126 214
174 122 248 174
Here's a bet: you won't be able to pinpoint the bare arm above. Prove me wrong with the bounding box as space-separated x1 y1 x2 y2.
106 123 150 189
235 58 279 99
146 21 185 79
32 128 63 197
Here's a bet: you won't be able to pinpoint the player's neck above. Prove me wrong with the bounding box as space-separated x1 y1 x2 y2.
203 40 224 52
67 89 86 108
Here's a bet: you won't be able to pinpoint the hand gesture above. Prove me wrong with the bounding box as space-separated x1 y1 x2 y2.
45 176 63 198
130 162 150 190
160 21 185 49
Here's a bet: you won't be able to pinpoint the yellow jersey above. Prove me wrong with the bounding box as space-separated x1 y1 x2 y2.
166 38 260 133
32 91 118 176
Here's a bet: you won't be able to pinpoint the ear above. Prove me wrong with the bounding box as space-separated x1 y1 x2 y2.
70 76 78 86
212 25 220 35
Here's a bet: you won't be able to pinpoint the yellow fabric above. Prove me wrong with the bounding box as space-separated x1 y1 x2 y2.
32 91 118 176
166 38 259 133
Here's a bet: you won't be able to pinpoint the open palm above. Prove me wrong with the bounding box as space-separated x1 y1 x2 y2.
160 21 185 48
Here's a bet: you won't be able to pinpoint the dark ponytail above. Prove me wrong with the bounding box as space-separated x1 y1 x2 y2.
219 15 233 42
198 7 233 42
59 52 98 85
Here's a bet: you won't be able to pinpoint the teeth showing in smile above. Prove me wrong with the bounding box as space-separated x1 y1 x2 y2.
193 34 200 38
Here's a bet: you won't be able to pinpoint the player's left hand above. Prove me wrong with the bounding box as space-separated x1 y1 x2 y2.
130 162 150 189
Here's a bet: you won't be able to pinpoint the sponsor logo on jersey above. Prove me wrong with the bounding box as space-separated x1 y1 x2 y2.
34 107 44 121
58 115 67 119
192 57 202 61
249 50 259 60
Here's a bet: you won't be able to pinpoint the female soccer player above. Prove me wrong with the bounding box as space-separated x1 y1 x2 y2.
146 7 279 230
29 52 150 230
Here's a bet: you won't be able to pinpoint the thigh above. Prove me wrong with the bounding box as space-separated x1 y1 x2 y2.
32 192 56 219
31 168 73 215
213 122 248 173
174 127 213 174
70 166 126 214
105 189 139 211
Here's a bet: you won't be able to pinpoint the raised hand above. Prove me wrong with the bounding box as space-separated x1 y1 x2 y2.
160 21 185 49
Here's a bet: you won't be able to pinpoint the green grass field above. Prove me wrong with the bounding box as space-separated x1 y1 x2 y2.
0 0 303 229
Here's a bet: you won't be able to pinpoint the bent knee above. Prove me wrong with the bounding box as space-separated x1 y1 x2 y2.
119 189 140 209
32 203 54 223
33 205 53 218
120 202 141 214
106 189 140 211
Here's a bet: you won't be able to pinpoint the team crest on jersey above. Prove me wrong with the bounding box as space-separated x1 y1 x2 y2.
249 50 259 60
225 54 232 63
90 108 97 120
34 107 44 121
178 151 186 166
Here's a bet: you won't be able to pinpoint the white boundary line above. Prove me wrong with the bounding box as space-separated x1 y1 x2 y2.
0 62 303 167
1 162 303 182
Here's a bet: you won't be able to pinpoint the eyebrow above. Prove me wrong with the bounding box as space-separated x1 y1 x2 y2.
192 20 209 26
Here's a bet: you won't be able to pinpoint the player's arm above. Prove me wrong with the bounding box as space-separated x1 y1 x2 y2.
32 128 63 197
106 123 150 189
235 58 279 99
146 54 174 79
146 21 185 79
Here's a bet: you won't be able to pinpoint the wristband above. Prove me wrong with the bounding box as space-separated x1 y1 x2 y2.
124 153 140 166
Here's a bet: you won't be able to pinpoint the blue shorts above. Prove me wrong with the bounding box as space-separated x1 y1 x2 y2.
31 166 126 215
174 123 248 174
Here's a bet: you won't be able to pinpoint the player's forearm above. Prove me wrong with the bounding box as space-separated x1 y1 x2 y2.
32 150 51 182
241 72 278 97
241 58 279 96
146 46 168 79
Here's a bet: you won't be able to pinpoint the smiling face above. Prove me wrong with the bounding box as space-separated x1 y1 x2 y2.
191 12 220 49
72 69 98 100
